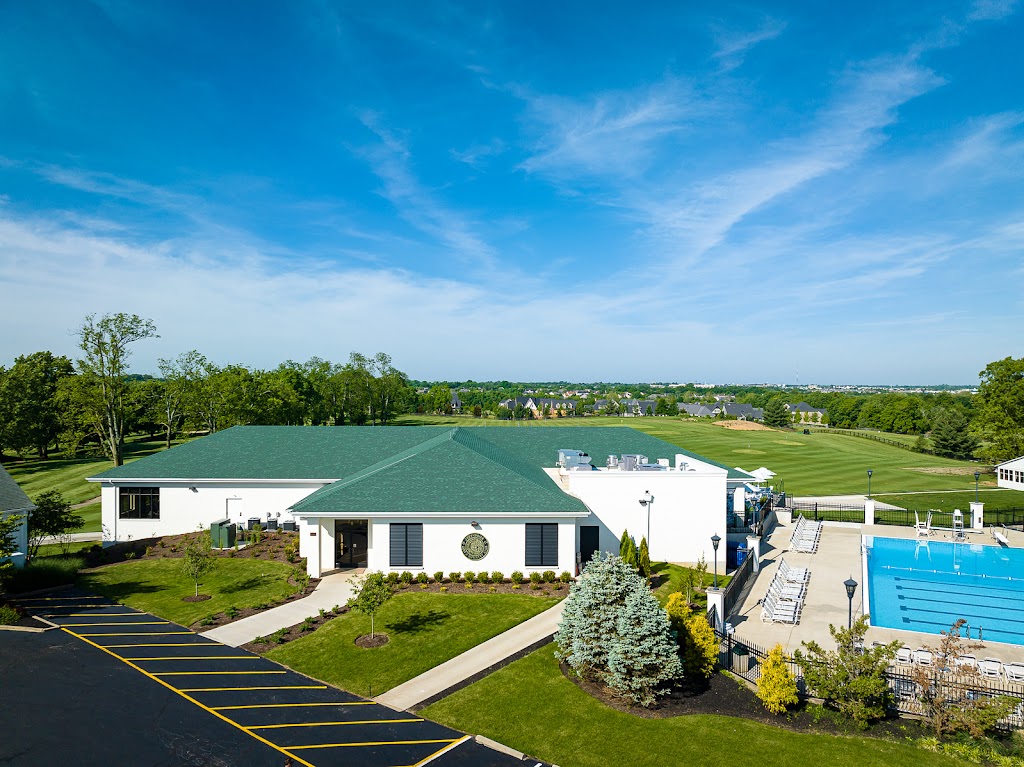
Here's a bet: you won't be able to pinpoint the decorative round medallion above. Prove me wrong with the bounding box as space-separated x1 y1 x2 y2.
461 532 490 561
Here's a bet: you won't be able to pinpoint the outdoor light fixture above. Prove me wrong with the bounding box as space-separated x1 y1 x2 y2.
866 469 873 499
189 486 197 493
639 491 653 547
711 533 721 588
470 521 479 528
844 576 858 629
975 471 981 503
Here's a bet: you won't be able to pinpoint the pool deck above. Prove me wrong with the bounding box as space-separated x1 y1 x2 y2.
731 518 1024 667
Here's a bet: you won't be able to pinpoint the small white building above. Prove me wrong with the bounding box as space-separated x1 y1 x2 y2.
89 426 757 579
996 456 1024 491
0 463 33 568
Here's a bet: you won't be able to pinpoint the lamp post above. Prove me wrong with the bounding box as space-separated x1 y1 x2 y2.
711 534 721 588
867 469 873 499
975 471 981 503
844 576 858 629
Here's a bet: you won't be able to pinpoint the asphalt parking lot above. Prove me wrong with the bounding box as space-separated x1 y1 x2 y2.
2 591 549 767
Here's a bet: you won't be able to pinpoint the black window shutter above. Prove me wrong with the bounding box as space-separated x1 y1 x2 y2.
542 523 558 566
525 524 542 567
407 524 423 567
390 524 407 567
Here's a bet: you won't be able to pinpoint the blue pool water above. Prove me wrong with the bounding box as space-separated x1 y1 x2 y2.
866 536 1024 646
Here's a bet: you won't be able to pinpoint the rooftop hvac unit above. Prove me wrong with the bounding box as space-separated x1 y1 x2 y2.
657 458 670 467
557 449 592 470
607 455 619 468
621 454 647 471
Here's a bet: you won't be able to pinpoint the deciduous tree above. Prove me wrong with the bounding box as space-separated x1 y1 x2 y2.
181 531 216 598
26 490 82 558
348 571 393 638
975 357 1024 462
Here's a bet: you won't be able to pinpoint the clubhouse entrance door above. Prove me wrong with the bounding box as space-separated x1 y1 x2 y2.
335 521 368 569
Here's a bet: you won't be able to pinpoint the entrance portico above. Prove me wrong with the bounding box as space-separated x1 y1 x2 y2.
298 516 371 577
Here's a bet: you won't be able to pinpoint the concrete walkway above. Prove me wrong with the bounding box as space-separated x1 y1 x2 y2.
375 599 565 711
39 531 103 544
201 569 361 646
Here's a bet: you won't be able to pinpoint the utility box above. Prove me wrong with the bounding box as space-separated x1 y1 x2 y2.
209 518 236 549
247 517 261 531
266 518 278 531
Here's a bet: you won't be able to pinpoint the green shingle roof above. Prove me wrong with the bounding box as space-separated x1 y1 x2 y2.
292 428 588 514
0 464 34 512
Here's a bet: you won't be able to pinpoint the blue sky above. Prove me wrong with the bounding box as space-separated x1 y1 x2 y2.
0 1 1021 384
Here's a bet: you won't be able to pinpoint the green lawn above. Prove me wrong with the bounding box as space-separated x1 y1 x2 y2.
421 645 962 767
651 562 731 608
873 489 1024 512
35 540 97 558
78 558 300 626
266 591 559 697
393 414 987 495
4 435 191 509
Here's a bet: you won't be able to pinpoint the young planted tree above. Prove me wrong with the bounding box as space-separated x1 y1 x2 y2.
181 531 216 598
794 617 900 728
27 490 83 558
758 644 800 714
911 619 1017 738
348 571 393 638
607 587 684 706
637 537 651 582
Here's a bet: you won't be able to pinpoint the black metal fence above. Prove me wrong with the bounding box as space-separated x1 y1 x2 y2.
722 552 755 618
789 500 866 524
712 627 1024 730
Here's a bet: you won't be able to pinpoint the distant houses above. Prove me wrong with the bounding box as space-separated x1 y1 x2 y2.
499 396 578 416
785 402 827 423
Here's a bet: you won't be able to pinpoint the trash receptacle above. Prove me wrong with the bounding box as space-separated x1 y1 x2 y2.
736 544 748 568
732 645 751 674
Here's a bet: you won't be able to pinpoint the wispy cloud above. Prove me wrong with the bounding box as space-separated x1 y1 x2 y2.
355 110 499 270
967 0 1019 21
449 138 506 168
711 17 787 71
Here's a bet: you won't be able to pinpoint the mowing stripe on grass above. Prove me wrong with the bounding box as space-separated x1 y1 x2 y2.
60 627 316 767
178 685 328 693
211 702 378 711
248 718 423 730
289 738 458 750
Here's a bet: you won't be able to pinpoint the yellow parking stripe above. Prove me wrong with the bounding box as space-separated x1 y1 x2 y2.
32 604 121 610
249 718 423 730
15 595 108 601
102 642 216 648
129 656 254 661
78 632 193 637
290 738 457 750
61 621 170 627
60 628 315 767
153 671 286 677
211 702 377 711
42 612 139 617
178 685 328 693
407 735 472 767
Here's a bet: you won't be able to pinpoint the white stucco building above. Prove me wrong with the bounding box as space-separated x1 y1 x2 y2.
997 456 1024 491
1 463 33 568
89 426 757 579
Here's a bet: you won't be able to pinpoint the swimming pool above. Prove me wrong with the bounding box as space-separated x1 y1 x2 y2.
865 536 1024 646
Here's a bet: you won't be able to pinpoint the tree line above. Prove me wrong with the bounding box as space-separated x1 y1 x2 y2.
0 313 415 465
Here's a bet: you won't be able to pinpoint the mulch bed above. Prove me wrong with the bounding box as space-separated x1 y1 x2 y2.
182 595 212 603
355 633 390 648
241 605 351 653
560 662 931 739
81 530 305 568
384 581 568 598
188 577 320 632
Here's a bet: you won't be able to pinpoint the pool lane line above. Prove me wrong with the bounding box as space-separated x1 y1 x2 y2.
288 738 458 751
410 735 472 767
248 718 424 730
59 627 317 767
211 702 377 711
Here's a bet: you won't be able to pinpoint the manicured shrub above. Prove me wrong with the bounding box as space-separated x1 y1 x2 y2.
491 571 504 583
439 586 448 593
637 537 651 581
449 571 461 583
542 570 556 583
416 571 428 584
758 644 800 714
318 608 327 618
510 570 524 585
386 572 400 585
477 571 490 584
559 571 572 583
529 572 542 588
399 571 413 585
681 612 718 679
0 605 20 625
284 543 297 563
225 605 240 619
4 556 84 593
433 571 445 583
463 570 476 584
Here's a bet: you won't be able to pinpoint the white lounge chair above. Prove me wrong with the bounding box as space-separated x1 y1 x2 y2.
955 654 977 671
778 559 809 583
1005 664 1024 682
912 648 934 667
979 658 1004 678
915 511 932 537
895 647 913 665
